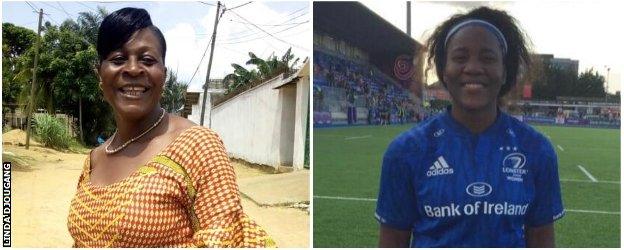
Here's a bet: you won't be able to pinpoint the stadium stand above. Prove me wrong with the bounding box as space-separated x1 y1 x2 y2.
313 50 418 125
313 2 423 127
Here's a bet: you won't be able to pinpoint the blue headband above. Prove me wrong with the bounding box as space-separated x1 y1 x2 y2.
444 19 508 55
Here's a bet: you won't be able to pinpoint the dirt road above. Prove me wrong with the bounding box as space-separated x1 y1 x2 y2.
4 130 308 247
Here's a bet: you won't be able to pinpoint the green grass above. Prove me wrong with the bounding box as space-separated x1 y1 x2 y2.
313 124 620 247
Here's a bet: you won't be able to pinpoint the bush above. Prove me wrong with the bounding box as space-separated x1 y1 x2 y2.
34 114 72 149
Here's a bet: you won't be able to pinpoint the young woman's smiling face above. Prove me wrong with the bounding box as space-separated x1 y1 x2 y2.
98 28 165 121
443 25 505 112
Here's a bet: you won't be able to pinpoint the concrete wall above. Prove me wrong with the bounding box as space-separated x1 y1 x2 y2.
189 63 310 170
209 75 292 168
278 85 297 166
292 73 310 169
188 91 210 126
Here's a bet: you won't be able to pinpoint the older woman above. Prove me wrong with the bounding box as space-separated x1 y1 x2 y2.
67 8 274 247
375 7 564 247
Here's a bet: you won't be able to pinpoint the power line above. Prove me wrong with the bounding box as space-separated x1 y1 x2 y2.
25 2 61 27
39 2 64 14
44 13 61 27
25 1 38 12
56 2 75 20
226 9 307 50
188 35 214 85
198 1 216 7
221 19 306 42
223 1 252 11
222 7 307 38
39 2 72 26
188 4 226 84
283 6 308 18
28 1 40 10
227 19 308 27
275 11 308 25
77 2 98 12
188 11 225 84
219 20 308 44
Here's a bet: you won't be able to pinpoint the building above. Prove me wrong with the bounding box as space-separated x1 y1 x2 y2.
537 54 579 75
424 81 450 101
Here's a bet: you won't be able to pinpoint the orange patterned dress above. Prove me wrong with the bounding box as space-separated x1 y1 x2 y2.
67 126 275 247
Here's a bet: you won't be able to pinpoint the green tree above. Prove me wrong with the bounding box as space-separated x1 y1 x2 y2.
2 23 37 58
245 47 300 79
14 21 63 115
576 68 605 98
532 63 577 100
2 23 37 116
54 11 112 145
5 7 114 145
223 64 260 93
225 48 301 94
280 47 301 72
76 7 108 44
162 68 189 114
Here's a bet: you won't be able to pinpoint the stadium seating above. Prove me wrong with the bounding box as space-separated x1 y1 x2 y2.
313 50 414 125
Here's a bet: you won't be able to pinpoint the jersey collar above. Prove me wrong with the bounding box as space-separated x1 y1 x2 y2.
441 106 507 137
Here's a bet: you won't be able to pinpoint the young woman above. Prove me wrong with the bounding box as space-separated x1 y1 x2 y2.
375 7 564 247
66 8 274 247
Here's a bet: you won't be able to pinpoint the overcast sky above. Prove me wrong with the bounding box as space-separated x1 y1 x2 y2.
2 1 310 92
362 1 622 94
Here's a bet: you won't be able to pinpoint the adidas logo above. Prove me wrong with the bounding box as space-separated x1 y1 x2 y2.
427 156 454 177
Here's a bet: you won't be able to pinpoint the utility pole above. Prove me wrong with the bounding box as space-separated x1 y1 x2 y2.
199 1 222 127
406 1 411 36
25 9 44 150
605 66 610 103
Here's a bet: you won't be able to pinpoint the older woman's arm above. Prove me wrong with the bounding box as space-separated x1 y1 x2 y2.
185 128 274 247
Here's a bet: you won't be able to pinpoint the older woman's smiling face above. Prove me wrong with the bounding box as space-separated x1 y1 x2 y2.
98 28 165 121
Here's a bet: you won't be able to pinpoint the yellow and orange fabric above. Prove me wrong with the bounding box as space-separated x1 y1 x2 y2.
67 126 275 247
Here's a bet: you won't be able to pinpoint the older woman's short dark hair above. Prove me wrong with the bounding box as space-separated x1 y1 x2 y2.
97 7 167 63
425 6 531 97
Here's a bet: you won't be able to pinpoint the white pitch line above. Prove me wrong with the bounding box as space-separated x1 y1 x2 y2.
560 178 619 184
566 209 620 215
345 135 372 140
313 195 619 215
314 195 376 201
576 165 598 182
557 145 564 151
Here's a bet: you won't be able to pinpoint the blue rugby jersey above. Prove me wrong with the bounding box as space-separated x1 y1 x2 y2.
375 109 565 247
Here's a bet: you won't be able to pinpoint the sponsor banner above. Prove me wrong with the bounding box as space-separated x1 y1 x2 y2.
523 116 556 124
521 116 619 127
565 118 590 125
589 120 620 126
